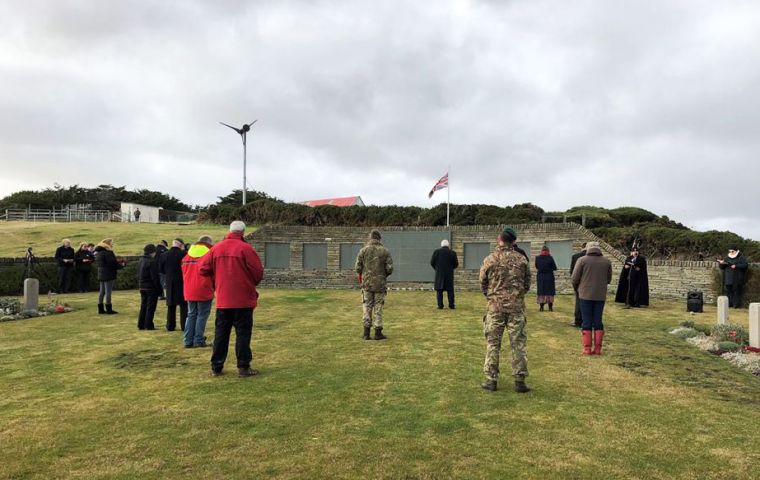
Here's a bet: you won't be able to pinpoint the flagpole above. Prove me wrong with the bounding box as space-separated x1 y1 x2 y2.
446 165 450 227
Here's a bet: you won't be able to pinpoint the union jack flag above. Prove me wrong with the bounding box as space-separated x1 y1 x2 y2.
428 172 449 198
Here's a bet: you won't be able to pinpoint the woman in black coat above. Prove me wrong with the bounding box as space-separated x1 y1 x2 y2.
159 239 187 331
94 238 125 315
74 242 95 293
535 245 557 311
137 244 162 330
430 239 459 309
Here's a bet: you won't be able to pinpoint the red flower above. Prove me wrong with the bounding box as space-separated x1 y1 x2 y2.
55 305 65 313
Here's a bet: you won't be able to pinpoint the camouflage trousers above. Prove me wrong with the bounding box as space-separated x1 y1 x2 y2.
483 310 528 382
362 290 386 328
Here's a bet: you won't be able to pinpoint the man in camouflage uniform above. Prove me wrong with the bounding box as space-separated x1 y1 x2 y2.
479 227 531 393
355 229 394 340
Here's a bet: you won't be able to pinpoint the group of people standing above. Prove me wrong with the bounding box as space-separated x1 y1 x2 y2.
136 222 264 377
55 238 126 313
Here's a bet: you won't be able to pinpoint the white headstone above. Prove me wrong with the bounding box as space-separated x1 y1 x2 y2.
749 303 760 349
23 278 39 311
717 296 729 325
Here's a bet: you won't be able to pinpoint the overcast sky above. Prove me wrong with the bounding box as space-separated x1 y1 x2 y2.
1 1 759 239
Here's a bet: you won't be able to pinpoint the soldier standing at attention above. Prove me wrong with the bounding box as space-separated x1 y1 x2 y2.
355 229 394 340
479 227 531 393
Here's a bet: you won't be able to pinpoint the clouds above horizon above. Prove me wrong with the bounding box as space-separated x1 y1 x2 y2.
1 0 759 238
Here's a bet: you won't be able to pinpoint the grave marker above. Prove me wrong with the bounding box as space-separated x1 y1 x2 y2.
717 296 729 325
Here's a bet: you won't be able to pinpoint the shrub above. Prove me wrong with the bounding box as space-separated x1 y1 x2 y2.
0 297 22 315
0 259 139 296
693 324 712 335
711 323 749 345
679 320 695 328
714 341 742 353
672 327 701 339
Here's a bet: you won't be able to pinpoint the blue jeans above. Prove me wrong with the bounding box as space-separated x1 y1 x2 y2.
184 300 213 346
579 299 605 330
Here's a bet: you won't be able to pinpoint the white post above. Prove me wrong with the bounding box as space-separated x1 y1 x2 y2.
717 296 729 325
749 303 760 348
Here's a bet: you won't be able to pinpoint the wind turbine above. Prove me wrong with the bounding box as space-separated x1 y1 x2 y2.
220 119 258 205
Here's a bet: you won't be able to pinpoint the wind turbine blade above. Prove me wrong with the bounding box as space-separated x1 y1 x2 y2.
220 122 241 133
248 119 258 127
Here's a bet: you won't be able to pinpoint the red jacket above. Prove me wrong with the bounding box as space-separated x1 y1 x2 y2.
182 242 215 302
199 232 264 309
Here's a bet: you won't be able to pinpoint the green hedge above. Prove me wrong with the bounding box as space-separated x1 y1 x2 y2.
0 259 140 296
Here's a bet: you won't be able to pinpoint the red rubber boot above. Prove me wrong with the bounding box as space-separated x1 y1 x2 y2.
582 330 593 356
593 330 605 355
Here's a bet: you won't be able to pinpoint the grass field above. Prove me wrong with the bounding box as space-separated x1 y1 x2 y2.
1 290 759 479
0 221 232 258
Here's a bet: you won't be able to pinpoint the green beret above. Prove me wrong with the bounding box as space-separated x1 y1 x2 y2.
502 226 517 240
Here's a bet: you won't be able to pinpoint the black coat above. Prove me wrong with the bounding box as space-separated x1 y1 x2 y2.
160 246 186 305
430 246 458 290
55 246 75 268
570 250 586 275
94 246 123 282
719 253 748 286
534 254 557 296
74 249 95 272
138 255 162 294
614 255 649 306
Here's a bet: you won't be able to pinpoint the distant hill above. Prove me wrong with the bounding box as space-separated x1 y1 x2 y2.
0 184 194 212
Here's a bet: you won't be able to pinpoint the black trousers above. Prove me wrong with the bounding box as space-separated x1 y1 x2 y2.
573 290 582 327
436 287 455 308
138 292 158 330
725 284 743 308
211 308 254 372
58 267 73 293
166 302 188 331
76 270 91 292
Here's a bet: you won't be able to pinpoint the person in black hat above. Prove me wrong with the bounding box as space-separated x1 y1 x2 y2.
160 238 188 331
718 246 749 308
614 246 649 308
137 244 162 330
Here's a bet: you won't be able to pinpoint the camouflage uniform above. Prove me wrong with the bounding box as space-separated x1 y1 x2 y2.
355 239 394 328
479 244 531 382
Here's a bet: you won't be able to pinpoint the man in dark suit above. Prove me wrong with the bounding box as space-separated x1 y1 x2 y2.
569 242 587 328
430 239 459 309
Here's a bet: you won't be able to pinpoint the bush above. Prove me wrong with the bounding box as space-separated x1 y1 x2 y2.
714 341 742 353
672 327 701 339
693 324 712 335
711 323 749 345
679 320 695 328
0 297 21 315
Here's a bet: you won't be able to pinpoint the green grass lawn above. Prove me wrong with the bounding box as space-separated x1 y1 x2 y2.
1 290 758 479
0 221 232 258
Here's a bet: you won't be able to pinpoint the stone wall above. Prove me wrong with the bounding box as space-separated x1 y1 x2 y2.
248 223 723 302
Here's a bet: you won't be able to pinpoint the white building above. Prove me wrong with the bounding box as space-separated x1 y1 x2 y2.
120 202 161 223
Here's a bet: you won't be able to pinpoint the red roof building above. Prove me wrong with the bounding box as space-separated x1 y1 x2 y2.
301 196 365 207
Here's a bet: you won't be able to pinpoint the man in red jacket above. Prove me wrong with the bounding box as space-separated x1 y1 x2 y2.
200 221 264 377
182 235 215 348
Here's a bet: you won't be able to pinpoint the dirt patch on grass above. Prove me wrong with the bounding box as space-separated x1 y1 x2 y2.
104 349 190 369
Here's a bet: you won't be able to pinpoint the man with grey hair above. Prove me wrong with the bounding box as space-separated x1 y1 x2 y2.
200 221 264 377
355 229 394 340
430 239 459 309
54 238 75 293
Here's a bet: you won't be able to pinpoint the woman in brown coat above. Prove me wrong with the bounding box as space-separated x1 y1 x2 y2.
571 242 612 355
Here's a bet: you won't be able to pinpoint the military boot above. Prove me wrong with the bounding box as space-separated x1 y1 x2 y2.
514 380 531 393
374 327 387 340
481 380 497 392
363 326 371 340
